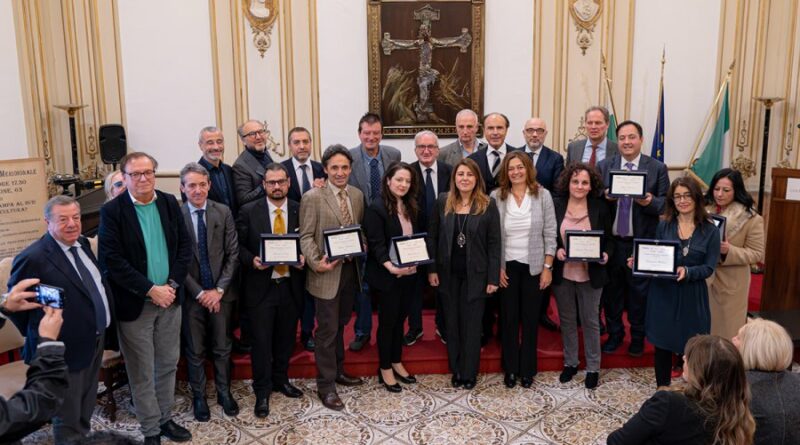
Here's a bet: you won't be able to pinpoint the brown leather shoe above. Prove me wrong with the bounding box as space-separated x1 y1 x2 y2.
319 392 344 411
335 373 364 386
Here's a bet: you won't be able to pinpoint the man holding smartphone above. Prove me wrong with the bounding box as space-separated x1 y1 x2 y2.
7 196 115 444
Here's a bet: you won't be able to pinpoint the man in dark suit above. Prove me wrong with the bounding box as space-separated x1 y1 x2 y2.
438 109 487 168
196 126 238 217
566 106 619 166
521 117 565 332
237 163 305 418
406 130 452 346
232 119 274 206
300 145 366 411
98 152 193 445
468 112 519 194
281 126 326 352
348 113 402 351
8 196 114 444
596 121 669 357
179 163 240 422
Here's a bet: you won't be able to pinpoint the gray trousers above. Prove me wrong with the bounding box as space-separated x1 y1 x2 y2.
553 279 602 372
52 334 103 444
182 298 233 397
118 302 181 437
313 263 356 395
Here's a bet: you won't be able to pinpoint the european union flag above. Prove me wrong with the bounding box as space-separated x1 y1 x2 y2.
650 87 665 162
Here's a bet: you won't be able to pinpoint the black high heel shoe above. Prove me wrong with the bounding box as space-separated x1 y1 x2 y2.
378 368 401 393
392 368 417 384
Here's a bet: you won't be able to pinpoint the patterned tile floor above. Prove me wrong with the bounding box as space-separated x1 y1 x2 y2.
22 368 659 445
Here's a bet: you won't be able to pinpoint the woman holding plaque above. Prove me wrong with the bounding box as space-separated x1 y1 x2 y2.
551 163 612 389
428 158 500 390
364 162 420 392
490 151 556 389
704 168 764 340
643 176 720 388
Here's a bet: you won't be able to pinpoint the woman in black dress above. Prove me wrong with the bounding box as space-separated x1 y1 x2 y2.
363 162 420 392
427 158 500 389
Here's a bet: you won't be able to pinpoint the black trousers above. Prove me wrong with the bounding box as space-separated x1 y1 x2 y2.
654 347 674 387
444 275 485 380
250 280 299 398
52 334 103 444
378 275 414 369
499 261 542 378
182 297 233 397
314 263 357 395
603 237 650 342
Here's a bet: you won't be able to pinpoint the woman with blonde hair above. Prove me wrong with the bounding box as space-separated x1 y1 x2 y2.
427 158 500 390
104 170 126 201
608 334 755 445
733 319 800 445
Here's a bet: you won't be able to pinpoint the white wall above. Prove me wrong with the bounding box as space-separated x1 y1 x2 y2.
0 0 29 160
245 18 286 160
630 0 721 167
117 0 216 172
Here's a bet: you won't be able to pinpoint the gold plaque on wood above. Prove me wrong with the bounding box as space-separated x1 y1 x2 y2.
242 0 279 57
367 0 485 138
569 0 602 55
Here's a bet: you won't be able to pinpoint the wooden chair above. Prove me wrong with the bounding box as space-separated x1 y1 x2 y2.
97 350 127 421
0 315 28 400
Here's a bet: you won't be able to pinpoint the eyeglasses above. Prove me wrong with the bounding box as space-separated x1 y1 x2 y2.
672 193 694 202
415 144 438 151
524 128 546 134
264 179 288 187
243 129 268 138
125 170 155 180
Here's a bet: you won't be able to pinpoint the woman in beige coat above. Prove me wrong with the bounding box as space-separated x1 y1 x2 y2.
705 168 764 339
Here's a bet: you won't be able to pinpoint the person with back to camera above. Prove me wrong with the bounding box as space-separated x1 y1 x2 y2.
427 158 501 390
551 162 613 389
641 176 720 388
704 168 764 340
732 318 800 445
363 162 420 392
607 334 755 445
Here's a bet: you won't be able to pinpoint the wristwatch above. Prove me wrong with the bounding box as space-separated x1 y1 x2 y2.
543 263 553 270
0 292 10 315
216 287 225 297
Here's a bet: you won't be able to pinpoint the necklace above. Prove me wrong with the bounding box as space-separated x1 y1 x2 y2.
678 221 694 257
456 213 469 248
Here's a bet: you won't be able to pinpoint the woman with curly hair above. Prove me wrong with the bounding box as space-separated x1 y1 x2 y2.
608 334 755 444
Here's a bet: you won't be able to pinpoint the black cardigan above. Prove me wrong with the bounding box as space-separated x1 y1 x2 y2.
551 196 613 289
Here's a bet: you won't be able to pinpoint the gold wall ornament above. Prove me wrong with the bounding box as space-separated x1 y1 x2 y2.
569 0 602 55
242 0 279 57
570 116 587 143
731 154 756 178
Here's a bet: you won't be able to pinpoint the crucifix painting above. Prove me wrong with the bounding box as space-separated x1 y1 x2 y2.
368 1 485 138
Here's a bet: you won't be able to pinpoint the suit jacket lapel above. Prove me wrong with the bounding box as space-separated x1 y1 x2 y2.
181 205 199 261
323 186 345 226
288 201 300 232
120 193 146 250
206 202 219 251
155 192 174 248
44 234 89 299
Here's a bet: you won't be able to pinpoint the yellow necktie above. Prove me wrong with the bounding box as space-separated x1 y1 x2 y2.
274 208 288 276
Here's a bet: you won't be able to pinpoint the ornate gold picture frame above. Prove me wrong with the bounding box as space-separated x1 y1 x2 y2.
367 0 485 138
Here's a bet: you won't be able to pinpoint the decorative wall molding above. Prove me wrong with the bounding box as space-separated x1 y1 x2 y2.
242 0 278 57
569 0 602 55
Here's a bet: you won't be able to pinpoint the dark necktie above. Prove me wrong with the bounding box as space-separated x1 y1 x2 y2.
490 151 501 176
425 167 435 220
68 246 107 333
369 157 381 201
300 164 311 195
589 144 598 167
196 209 215 289
617 162 634 237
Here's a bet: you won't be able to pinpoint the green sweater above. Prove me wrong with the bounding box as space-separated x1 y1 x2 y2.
134 200 169 285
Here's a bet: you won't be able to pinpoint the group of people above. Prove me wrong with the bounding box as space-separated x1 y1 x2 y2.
1 106 792 445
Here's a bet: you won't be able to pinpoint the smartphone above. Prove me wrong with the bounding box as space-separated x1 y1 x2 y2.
35 284 65 309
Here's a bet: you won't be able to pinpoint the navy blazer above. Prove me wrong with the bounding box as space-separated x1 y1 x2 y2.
98 190 192 322
236 198 304 310
467 144 520 193
529 145 565 192
411 160 452 233
200 158 239 216
281 158 325 202
8 234 116 371
596 154 669 239
551 197 614 289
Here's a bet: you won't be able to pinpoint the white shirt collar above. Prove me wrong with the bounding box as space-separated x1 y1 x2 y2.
420 161 437 174
487 144 507 156
128 190 157 205
621 153 642 169
526 145 542 156
267 197 288 216
53 236 81 252
291 157 309 171
187 201 208 214
327 181 347 195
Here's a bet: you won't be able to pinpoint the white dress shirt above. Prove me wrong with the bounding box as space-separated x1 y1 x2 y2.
54 238 111 327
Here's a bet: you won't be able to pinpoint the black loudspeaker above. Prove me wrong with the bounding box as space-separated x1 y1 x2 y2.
99 124 127 165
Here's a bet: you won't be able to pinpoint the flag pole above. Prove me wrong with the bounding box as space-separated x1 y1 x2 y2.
601 54 619 119
684 60 735 173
